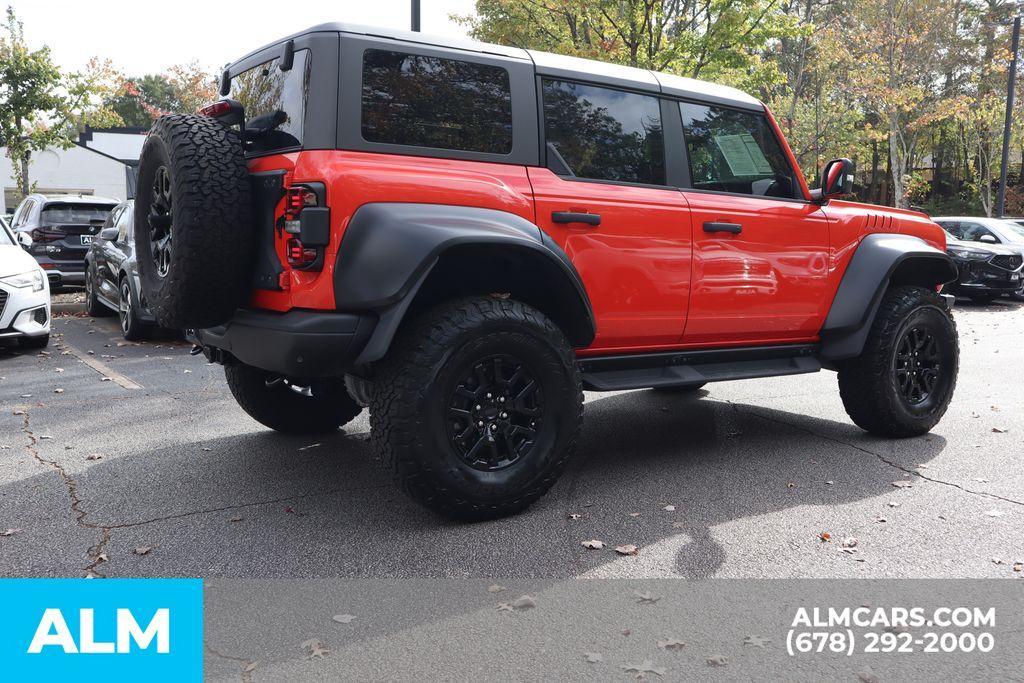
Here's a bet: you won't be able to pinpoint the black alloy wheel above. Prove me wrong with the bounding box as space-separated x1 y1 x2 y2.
446 354 543 472
149 166 173 279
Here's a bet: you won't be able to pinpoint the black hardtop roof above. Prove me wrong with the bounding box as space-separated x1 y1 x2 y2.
228 22 763 111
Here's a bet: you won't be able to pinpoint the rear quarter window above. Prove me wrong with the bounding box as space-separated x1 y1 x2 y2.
360 49 513 155
230 49 310 154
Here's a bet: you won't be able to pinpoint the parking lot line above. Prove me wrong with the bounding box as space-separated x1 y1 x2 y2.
62 342 143 390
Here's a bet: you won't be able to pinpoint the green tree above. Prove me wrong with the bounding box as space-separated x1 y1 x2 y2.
104 74 178 127
0 6 119 198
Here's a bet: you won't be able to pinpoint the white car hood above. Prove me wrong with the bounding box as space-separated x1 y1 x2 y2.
0 244 43 278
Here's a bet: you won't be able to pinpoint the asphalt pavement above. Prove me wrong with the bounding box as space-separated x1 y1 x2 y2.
1 301 1021 582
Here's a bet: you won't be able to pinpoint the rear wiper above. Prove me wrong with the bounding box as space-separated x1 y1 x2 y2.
244 110 288 140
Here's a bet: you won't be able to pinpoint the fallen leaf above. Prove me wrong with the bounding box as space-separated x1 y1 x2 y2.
657 638 686 650
628 512 641 518
301 638 330 659
567 513 583 520
662 505 675 512
875 517 887 523
85 453 102 461
857 666 881 683
992 557 1004 565
615 544 639 556
706 654 728 667
892 480 913 489
743 635 771 648
1013 562 1022 572
487 584 505 593
841 537 859 548
96 553 108 563
201 447 212 452
974 477 990 483
985 510 1006 518
54 368 64 373
331 614 356 624
584 651 603 663
53 388 64 394
825 480 834 486
581 539 605 550
1 528 22 537
298 443 321 451
133 546 151 556
888 501 901 508
228 516 243 523
243 661 258 673
511 595 536 610
991 427 1007 433
818 532 831 543
622 660 666 677
634 590 660 604
39 435 52 440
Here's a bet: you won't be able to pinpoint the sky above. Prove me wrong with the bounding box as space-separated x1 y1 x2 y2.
8 0 476 75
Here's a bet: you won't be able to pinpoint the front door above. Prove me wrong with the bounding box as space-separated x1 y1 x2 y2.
530 78 692 352
676 102 830 345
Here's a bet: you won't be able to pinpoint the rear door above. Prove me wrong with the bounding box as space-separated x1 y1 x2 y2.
529 78 692 351
677 102 829 345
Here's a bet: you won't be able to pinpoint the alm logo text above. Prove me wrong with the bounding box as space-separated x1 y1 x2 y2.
28 608 170 654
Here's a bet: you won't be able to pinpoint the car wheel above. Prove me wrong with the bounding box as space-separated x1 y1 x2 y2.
370 296 583 520
225 364 363 434
119 279 153 341
837 286 958 437
134 114 252 329
18 334 49 349
84 264 113 317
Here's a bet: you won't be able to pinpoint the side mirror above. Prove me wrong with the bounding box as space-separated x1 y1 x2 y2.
979 234 998 244
811 158 855 203
99 227 119 241
16 231 32 250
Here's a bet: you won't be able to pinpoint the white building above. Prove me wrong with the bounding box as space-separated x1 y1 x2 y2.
78 126 147 165
1 143 133 214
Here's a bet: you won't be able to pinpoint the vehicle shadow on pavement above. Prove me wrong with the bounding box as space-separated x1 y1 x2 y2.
1 380 946 581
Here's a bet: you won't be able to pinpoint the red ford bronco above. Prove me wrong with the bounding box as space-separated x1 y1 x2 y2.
134 23 959 519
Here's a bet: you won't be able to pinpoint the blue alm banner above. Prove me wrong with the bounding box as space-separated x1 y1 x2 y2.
0 579 203 681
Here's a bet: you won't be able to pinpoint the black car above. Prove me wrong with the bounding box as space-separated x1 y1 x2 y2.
84 201 158 340
944 231 1024 303
10 194 119 288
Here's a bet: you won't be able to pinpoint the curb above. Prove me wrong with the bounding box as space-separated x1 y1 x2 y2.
52 302 87 315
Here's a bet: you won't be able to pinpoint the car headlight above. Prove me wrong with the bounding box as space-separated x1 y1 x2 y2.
947 247 990 260
0 269 45 292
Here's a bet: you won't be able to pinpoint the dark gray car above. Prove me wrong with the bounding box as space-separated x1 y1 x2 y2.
84 201 158 340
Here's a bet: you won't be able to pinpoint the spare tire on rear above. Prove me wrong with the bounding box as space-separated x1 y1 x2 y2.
134 114 252 329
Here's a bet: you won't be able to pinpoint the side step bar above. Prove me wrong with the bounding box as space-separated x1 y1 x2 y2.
578 344 822 392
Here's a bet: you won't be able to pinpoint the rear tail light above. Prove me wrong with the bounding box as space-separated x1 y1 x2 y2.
281 184 326 270
30 227 62 242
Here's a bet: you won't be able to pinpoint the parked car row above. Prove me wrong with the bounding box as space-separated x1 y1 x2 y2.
933 216 1024 303
2 194 159 347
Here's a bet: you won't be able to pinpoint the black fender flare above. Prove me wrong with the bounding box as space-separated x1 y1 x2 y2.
333 203 596 364
820 233 957 361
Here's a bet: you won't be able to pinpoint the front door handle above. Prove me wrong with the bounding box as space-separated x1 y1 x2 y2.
552 211 601 226
703 221 742 234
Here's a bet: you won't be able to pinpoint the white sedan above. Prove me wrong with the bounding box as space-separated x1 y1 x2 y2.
0 217 50 349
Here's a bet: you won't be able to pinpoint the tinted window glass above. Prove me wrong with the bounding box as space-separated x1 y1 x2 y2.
543 79 664 185
41 203 114 224
0 219 13 247
681 103 796 198
230 50 310 154
361 50 512 154
116 205 133 242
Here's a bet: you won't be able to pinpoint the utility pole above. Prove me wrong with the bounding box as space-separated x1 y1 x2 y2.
412 0 421 32
996 13 1020 217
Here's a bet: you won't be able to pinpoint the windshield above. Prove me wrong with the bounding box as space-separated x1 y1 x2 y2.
41 203 115 225
998 220 1024 243
0 218 14 246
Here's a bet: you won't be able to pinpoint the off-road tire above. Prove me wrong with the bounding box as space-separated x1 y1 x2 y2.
119 277 153 342
225 364 363 434
370 297 583 520
134 114 252 329
18 334 49 349
84 263 113 317
837 286 958 437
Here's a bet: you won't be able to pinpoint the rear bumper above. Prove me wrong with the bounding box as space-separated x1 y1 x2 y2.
189 308 376 378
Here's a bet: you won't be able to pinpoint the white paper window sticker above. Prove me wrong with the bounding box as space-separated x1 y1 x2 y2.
713 133 774 176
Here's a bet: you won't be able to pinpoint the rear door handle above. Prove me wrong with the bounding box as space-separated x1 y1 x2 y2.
703 221 742 234
552 211 601 226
